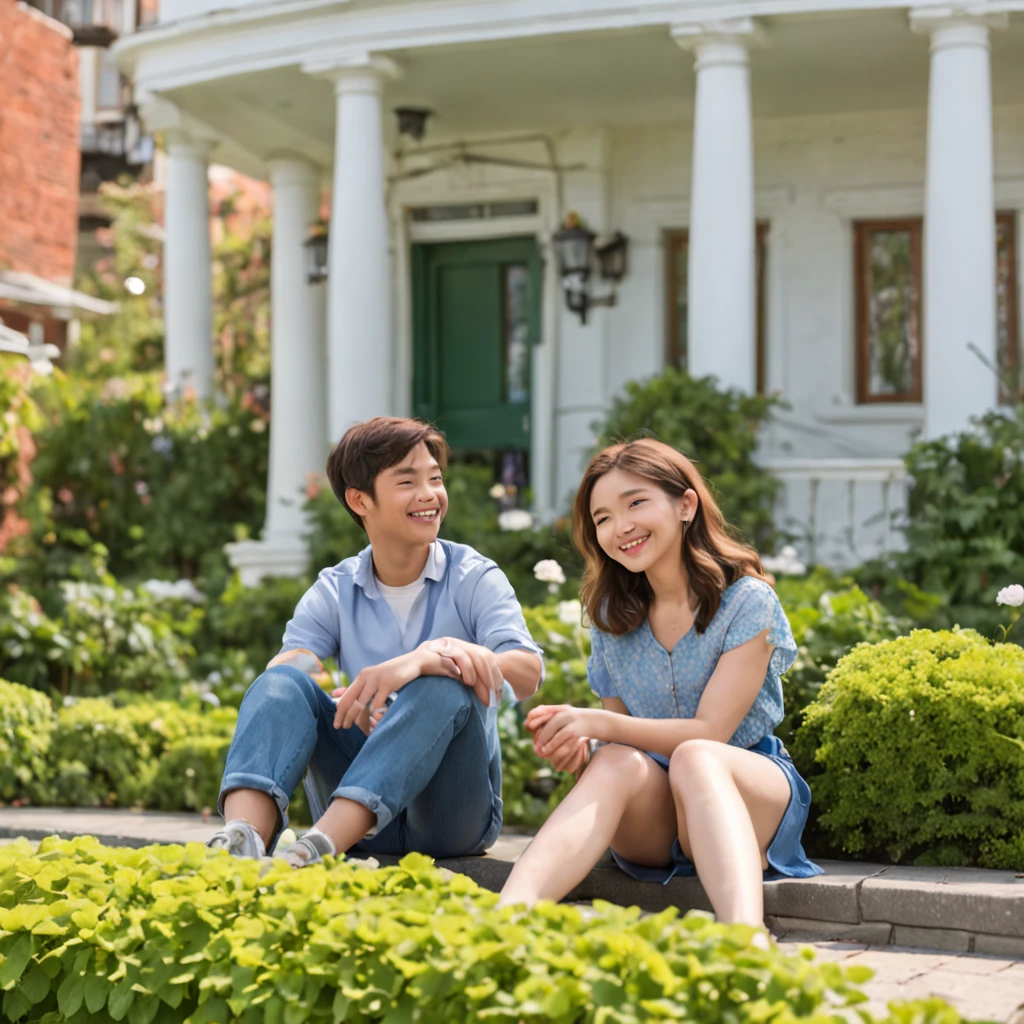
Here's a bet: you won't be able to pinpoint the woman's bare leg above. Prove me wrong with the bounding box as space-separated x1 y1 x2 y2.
498 744 677 907
668 739 790 926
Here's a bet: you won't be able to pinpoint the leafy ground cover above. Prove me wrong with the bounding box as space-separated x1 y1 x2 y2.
0 837 965 1024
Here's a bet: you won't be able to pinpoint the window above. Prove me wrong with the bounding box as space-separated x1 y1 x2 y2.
854 219 923 404
664 224 769 393
854 214 1021 405
997 212 1021 404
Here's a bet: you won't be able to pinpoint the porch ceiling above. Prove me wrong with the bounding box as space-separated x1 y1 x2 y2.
165 7 1024 172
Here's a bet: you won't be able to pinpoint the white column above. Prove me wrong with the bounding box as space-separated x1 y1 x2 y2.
225 157 328 584
265 157 328 542
912 9 1006 439
674 20 761 393
164 136 214 399
319 56 397 441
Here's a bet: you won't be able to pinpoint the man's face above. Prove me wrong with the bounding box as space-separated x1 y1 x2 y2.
352 442 448 544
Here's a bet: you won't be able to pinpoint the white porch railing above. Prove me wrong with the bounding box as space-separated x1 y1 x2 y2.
761 458 909 570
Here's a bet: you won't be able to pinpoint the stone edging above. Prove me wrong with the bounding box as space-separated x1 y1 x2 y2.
2 809 1022 956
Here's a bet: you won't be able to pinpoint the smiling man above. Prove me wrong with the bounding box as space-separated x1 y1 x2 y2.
208 417 544 867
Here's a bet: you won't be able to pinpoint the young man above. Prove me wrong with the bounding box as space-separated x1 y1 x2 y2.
208 417 544 867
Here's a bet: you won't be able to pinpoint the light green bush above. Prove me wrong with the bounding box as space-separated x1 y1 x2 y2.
0 679 52 802
794 628 1024 867
0 835 963 1024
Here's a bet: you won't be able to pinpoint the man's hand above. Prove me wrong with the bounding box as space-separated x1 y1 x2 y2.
333 652 424 730
421 637 504 707
526 704 602 770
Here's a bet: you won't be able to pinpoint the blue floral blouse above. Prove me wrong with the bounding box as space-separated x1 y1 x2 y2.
587 577 798 762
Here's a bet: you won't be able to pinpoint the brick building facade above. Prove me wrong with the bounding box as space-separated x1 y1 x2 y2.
0 1 82 350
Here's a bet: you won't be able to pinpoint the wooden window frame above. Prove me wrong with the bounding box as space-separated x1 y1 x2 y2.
854 218 924 405
664 223 769 394
997 210 1020 405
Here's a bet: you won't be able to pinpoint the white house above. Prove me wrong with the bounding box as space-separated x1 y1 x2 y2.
115 0 1024 583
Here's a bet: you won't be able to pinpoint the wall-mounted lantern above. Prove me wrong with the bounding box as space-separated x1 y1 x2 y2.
303 223 329 284
552 214 629 324
394 107 433 142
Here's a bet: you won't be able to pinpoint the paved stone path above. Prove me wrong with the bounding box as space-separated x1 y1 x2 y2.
2 809 1022 1021
786 939 1024 1022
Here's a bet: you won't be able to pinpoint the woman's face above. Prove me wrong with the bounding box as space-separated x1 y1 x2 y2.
589 468 694 574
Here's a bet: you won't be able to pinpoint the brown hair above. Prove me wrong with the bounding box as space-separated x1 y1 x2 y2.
326 417 449 530
573 438 767 636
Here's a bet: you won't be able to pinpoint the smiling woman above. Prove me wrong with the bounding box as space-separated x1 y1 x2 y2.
499 438 822 929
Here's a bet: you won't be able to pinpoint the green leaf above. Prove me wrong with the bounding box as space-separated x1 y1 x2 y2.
85 973 110 1012
20 964 50 1005
57 970 86 1017
108 978 136 1021
0 934 33 990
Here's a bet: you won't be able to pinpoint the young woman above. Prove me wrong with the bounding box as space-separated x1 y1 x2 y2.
498 438 821 925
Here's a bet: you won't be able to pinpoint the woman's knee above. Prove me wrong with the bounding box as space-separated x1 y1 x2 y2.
585 743 652 786
668 737 728 785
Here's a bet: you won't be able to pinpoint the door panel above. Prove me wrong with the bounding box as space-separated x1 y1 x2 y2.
413 237 540 452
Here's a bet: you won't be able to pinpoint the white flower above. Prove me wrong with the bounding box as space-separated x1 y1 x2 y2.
534 559 566 585
206 670 223 684
200 692 221 708
141 579 206 604
557 599 582 626
996 584 1024 608
498 509 534 532
761 545 807 577
489 483 506 500
546 630 567 647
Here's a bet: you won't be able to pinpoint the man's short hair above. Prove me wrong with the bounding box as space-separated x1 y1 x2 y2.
326 417 449 530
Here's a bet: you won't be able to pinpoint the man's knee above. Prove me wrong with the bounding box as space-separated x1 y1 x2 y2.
398 675 474 716
244 664 321 718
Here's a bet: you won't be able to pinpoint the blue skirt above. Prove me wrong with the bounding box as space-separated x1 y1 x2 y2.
611 734 823 884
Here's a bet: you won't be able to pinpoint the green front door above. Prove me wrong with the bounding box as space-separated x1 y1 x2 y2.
412 237 541 452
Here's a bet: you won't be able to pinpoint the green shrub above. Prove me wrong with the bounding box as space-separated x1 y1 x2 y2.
857 405 1024 640
199 572 311 676
148 735 232 814
793 628 1024 867
0 835 961 1024
0 679 52 802
0 578 200 698
38 699 238 810
593 368 784 549
776 579 908 743
20 372 269 582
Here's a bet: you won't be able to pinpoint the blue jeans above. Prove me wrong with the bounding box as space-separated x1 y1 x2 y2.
218 664 503 857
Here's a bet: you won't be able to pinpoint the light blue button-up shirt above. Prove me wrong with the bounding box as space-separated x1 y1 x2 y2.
280 539 544 686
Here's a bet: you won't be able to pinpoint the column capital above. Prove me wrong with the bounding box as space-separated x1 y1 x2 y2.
137 98 217 153
672 17 766 63
266 152 322 186
909 5 1009 39
302 53 400 95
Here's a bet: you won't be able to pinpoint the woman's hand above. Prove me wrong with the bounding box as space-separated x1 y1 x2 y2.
526 704 602 772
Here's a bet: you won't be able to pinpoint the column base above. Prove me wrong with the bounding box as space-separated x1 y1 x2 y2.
224 537 310 587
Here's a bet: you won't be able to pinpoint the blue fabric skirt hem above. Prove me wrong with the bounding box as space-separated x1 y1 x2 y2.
610 734 823 886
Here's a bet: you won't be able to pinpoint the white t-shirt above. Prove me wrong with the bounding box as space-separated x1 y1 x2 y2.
376 573 427 639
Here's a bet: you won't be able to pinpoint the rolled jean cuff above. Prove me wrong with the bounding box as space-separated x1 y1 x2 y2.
332 784 392 837
219 771 292 829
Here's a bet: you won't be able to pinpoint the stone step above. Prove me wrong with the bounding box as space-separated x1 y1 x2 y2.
2 807 1022 957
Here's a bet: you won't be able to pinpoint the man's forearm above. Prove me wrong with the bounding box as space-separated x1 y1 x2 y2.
499 649 543 702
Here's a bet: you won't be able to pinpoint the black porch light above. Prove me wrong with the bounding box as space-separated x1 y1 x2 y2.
394 107 433 142
552 213 629 325
302 223 329 284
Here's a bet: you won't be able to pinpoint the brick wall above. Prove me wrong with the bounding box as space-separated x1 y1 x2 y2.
0 2 81 286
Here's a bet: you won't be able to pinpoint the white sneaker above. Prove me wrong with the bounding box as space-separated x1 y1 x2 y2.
275 829 336 869
206 819 266 859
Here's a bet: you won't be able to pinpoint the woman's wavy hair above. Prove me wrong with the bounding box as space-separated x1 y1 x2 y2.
573 438 768 636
